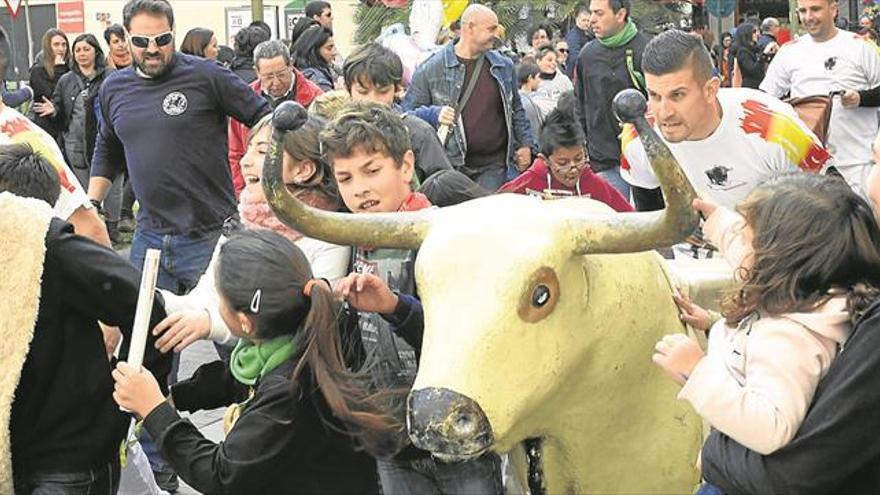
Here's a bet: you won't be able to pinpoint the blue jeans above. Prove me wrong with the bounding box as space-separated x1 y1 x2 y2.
13 460 120 494
129 228 220 296
377 453 503 495
597 166 631 201
471 166 507 192
696 482 725 495
129 227 220 474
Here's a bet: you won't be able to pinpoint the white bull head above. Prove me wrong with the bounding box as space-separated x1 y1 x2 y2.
263 93 704 493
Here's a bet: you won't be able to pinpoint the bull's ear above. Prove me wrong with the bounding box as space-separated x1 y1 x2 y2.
518 267 560 323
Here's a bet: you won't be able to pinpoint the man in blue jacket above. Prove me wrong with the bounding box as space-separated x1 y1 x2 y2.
403 4 533 191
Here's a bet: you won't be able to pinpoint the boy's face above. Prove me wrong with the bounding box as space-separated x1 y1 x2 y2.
349 79 397 107
332 147 415 213
546 145 588 188
527 75 540 92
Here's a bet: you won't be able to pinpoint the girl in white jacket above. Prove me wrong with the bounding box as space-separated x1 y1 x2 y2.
653 173 880 455
152 114 350 353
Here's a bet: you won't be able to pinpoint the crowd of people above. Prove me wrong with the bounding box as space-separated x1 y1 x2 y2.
2 0 880 493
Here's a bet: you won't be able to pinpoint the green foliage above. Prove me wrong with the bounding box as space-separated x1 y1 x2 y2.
354 2 411 44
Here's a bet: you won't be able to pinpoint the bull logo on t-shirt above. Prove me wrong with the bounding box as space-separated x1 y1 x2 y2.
824 57 837 71
705 165 733 187
162 91 188 116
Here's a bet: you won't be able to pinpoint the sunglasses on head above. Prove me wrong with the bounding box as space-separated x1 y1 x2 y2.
130 31 173 49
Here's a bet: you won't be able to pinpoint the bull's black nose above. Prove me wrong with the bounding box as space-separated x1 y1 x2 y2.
408 387 493 458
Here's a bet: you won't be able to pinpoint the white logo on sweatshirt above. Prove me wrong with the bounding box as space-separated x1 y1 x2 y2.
162 91 187 116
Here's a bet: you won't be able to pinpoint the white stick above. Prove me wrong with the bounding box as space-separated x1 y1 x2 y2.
127 249 161 371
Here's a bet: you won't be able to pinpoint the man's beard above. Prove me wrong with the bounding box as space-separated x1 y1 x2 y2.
135 52 171 78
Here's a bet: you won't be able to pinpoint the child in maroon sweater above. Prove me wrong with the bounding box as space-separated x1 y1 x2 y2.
499 109 634 212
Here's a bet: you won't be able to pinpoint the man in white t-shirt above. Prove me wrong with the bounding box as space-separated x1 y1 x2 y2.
620 30 832 213
760 0 880 194
0 100 109 246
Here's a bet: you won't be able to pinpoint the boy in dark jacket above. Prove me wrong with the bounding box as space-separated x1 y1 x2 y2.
342 42 453 183
0 143 170 494
325 103 503 494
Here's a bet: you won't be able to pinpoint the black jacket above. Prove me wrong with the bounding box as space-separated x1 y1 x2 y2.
11 218 171 475
145 358 379 495
231 57 257 84
734 46 765 90
575 32 651 172
52 66 111 167
701 298 880 494
28 63 70 138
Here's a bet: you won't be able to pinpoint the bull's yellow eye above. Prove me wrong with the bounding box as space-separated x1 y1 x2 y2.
518 267 559 323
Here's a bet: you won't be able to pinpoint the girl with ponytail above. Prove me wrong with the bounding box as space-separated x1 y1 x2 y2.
652 173 880 481
112 229 405 494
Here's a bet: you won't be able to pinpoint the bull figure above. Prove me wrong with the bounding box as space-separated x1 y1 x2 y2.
263 91 704 493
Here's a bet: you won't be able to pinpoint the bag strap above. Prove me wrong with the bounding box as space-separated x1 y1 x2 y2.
625 48 645 92
457 55 486 112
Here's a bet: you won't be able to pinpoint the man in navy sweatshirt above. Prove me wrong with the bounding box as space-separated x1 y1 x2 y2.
88 0 269 296
86 1 269 490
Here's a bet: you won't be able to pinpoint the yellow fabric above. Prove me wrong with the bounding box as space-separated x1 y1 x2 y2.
441 0 467 27
0 192 53 494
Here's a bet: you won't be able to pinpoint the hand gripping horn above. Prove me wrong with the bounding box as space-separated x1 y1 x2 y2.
262 101 432 249
570 89 699 254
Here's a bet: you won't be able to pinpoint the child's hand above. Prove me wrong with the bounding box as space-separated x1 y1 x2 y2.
335 273 399 315
672 290 714 331
438 106 456 126
652 333 705 386
112 362 166 419
153 310 211 353
692 197 719 219
100 323 122 360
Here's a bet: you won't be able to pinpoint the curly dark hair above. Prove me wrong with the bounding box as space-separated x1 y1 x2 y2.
723 173 880 325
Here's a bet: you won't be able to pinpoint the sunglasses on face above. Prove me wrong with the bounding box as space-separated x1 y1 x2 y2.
558 48 569 53
130 31 173 49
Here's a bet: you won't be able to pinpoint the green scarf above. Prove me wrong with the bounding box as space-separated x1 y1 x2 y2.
598 19 638 48
229 335 297 386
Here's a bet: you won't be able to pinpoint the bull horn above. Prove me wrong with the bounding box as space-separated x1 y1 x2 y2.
262 101 432 250
571 90 699 255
